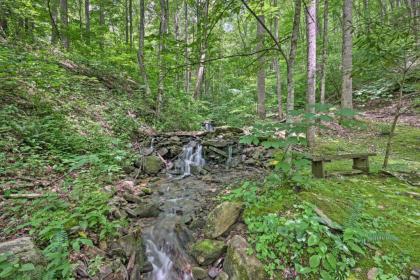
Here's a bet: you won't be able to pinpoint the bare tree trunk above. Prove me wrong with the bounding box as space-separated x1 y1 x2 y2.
85 0 90 44
78 0 83 39
193 0 209 99
341 0 353 111
138 0 151 95
60 0 69 49
306 0 317 147
125 0 129 44
273 0 282 118
184 0 190 94
174 9 180 92
256 14 266 119
129 0 133 47
99 0 105 49
157 0 168 116
319 0 329 104
48 0 59 44
287 0 302 115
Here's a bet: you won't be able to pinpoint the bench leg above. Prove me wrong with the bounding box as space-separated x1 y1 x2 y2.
312 161 325 178
353 157 369 173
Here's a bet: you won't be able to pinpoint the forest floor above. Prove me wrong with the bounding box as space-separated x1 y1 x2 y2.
0 44 419 279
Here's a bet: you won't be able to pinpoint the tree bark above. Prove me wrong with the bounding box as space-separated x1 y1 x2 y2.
99 0 105 49
184 0 190 94
48 0 60 44
129 0 133 47
125 0 129 44
306 0 317 147
319 0 329 104
341 0 353 111
256 14 266 119
85 0 90 44
60 0 69 49
287 0 302 114
138 0 151 95
193 0 209 99
157 0 168 116
273 0 282 118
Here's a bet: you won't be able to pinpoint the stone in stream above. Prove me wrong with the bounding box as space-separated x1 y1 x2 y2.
124 202 160 218
122 193 142 203
216 271 229 280
190 239 226 266
192 266 209 280
223 235 265 280
204 202 243 239
143 155 163 174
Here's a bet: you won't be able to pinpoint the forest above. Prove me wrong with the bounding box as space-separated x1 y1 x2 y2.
0 0 419 279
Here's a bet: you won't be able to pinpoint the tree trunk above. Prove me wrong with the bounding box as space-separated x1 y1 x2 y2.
125 0 129 44
48 0 59 44
319 0 329 104
85 0 90 44
99 0 105 49
193 0 209 99
184 0 190 94
78 0 83 39
60 0 69 49
341 0 353 111
157 0 168 116
286 0 302 115
273 0 282 118
256 14 266 119
306 0 317 147
129 0 133 47
138 0 151 95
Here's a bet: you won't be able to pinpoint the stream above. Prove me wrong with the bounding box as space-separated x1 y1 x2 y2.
139 142 262 280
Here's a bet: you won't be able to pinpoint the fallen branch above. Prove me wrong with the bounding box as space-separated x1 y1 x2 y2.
3 193 44 199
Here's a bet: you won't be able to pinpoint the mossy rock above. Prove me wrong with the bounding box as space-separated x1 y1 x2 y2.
191 239 226 266
204 202 243 239
143 155 163 174
224 235 265 280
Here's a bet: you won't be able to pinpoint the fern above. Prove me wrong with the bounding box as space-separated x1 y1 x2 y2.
362 231 399 243
343 202 363 228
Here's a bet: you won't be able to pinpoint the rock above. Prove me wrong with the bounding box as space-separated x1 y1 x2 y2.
224 235 265 280
85 246 107 259
140 261 153 273
141 187 152 195
208 267 221 278
0 237 43 264
191 239 226 266
411 268 420 279
216 271 229 280
143 155 163 174
125 202 160 218
99 264 113 279
157 147 169 157
367 267 378 280
204 202 243 238
192 267 209 280
123 193 142 204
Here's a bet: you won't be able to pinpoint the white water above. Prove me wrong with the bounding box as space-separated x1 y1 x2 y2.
204 122 214 132
179 142 205 176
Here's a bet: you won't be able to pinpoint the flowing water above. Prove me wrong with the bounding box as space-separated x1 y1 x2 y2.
178 142 205 177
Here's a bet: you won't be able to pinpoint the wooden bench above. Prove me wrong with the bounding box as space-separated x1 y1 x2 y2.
308 153 377 178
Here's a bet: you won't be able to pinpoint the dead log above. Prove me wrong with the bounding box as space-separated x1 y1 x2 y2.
2 193 44 199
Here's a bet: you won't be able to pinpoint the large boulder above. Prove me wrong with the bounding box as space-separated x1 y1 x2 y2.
223 235 265 280
204 202 242 239
143 155 163 174
0 237 43 264
190 239 226 266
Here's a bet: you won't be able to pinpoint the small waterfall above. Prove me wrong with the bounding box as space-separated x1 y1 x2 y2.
203 121 214 132
226 145 233 167
178 142 205 176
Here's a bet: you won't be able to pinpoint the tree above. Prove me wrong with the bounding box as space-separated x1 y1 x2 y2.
306 0 317 147
60 0 69 49
256 12 266 119
157 0 168 116
193 0 209 99
273 0 282 118
184 0 190 94
138 0 151 95
286 0 302 115
129 0 133 47
85 0 90 44
341 0 353 111
319 0 328 104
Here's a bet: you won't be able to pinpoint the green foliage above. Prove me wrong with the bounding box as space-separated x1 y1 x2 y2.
0 254 39 280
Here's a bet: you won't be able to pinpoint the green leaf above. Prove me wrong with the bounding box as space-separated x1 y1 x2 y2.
309 255 321 268
326 253 337 269
308 234 319 246
19 263 35 272
320 270 333 280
